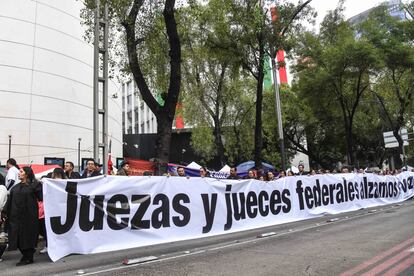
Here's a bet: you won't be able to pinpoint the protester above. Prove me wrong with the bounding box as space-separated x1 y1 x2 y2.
199 166 209 178
95 162 103 174
2 167 42 266
177 167 186 177
117 161 130 176
287 170 294 176
64 161 80 179
279 170 286 178
0 173 5 186
81 159 102 178
244 169 256 179
296 164 306 176
266 171 275 181
38 168 66 254
5 158 20 191
0 185 7 261
227 167 240 180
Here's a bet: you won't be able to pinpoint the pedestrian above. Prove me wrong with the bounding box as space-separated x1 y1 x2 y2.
287 170 294 176
81 159 102 178
278 170 286 178
244 169 256 179
227 167 240 180
0 185 7 261
64 161 80 179
176 167 186 177
296 164 306 176
266 171 275 181
38 168 66 254
5 158 20 191
199 166 209 178
2 167 42 266
117 161 130 176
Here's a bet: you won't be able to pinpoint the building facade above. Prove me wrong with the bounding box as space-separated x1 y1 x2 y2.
349 0 412 25
0 0 123 166
121 80 157 135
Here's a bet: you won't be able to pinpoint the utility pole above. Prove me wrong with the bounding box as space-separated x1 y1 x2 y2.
78 138 82 172
8 135 12 159
269 6 286 171
93 0 109 174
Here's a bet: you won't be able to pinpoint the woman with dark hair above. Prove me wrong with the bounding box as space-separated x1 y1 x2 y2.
2 166 42 266
199 166 210 178
51 167 67 179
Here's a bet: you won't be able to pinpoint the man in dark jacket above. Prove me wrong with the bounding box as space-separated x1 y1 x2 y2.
64 161 80 179
81 159 102 178
227 167 240 180
117 161 130 176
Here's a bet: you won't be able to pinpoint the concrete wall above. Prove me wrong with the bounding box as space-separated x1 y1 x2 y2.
0 0 122 166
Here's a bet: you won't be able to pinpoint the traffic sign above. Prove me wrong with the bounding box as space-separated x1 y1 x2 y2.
383 128 409 148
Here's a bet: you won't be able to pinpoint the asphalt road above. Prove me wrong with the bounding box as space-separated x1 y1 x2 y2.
1 199 414 276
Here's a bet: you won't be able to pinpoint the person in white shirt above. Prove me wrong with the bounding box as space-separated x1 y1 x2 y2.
5 158 20 191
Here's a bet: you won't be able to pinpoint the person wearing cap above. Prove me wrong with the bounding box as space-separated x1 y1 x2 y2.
117 161 130 176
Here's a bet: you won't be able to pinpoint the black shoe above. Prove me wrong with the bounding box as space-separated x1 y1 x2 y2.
16 259 33 266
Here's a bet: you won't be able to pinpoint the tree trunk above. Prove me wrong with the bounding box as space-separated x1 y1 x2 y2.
254 38 265 169
213 118 225 167
155 114 173 174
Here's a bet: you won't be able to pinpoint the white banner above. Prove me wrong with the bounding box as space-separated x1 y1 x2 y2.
43 172 414 261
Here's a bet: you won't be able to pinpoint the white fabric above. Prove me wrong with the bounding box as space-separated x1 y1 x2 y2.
0 185 7 211
186 162 201 170
43 172 414 262
219 165 231 172
5 166 19 190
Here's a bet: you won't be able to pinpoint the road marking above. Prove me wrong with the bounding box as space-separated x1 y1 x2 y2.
361 251 412 276
340 236 414 276
81 205 404 276
409 247 414 252
383 255 414 276
257 232 277 238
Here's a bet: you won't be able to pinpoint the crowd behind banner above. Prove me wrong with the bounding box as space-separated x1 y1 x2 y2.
43 171 414 262
0 155 413 265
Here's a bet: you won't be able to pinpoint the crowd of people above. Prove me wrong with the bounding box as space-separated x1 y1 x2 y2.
173 163 413 181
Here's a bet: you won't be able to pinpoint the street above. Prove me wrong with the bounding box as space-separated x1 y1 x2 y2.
1 199 413 276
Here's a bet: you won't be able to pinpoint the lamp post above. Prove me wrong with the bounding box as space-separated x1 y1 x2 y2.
78 138 82 172
8 135 12 159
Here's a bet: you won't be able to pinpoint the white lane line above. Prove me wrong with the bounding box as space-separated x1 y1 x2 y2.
409 247 414 252
80 205 400 275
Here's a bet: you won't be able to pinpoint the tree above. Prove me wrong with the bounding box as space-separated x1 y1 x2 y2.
360 7 414 167
208 0 315 169
83 0 182 172
292 3 381 166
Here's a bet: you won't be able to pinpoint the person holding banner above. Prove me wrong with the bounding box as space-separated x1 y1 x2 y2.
199 167 209 178
2 167 42 266
81 159 102 178
117 161 130 176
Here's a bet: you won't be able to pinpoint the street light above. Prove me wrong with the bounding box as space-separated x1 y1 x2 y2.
78 138 82 172
8 135 12 159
